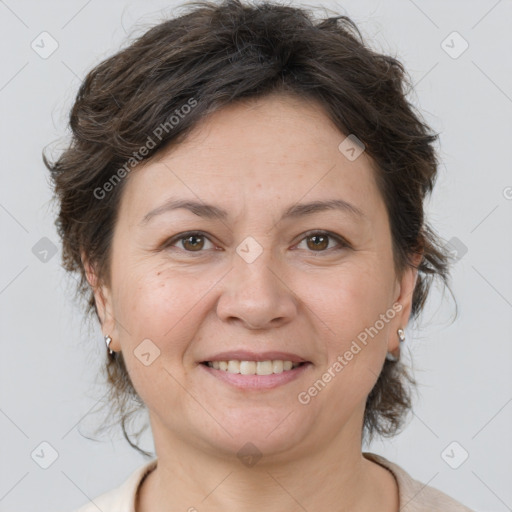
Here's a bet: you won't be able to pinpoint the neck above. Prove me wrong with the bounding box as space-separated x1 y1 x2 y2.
136 412 398 512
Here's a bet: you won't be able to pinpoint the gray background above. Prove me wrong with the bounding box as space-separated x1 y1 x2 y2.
1 0 511 511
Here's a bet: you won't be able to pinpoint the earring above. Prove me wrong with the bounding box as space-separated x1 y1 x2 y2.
104 334 115 357
385 328 405 362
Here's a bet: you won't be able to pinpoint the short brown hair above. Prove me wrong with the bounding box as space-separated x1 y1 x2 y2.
44 0 456 457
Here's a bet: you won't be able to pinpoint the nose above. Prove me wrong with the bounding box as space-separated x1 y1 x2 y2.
215 246 298 330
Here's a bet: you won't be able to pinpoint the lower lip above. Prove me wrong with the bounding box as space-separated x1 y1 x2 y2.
199 362 312 390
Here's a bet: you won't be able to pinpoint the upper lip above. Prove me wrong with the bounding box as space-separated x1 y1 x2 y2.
201 350 309 363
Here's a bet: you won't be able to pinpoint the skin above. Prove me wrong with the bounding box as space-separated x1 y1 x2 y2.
84 92 421 512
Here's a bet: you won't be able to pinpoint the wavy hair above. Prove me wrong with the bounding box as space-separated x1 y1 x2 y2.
44 0 456 457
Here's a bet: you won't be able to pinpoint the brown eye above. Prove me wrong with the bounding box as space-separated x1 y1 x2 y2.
165 231 214 253
306 233 329 251
297 231 348 253
181 234 205 251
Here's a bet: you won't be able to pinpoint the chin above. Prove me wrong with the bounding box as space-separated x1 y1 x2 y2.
196 409 309 459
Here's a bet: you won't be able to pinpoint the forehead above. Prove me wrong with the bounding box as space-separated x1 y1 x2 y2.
118 94 384 225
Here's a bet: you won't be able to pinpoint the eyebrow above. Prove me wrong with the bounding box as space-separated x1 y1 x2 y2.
140 197 367 225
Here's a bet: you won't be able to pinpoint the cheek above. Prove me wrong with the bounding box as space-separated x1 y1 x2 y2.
111 269 199 412
318 261 392 328
113 263 214 358
313 262 393 370
116 273 185 338
304 273 392 416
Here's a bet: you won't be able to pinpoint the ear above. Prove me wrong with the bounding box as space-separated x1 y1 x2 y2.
387 251 423 358
81 251 119 350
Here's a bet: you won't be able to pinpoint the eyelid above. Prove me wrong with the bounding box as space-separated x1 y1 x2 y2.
294 230 351 251
163 229 351 255
163 231 217 253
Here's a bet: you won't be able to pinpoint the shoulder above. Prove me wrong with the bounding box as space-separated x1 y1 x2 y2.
68 458 158 512
363 452 475 512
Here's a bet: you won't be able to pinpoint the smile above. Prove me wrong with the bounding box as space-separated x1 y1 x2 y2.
199 360 312 390
204 360 303 375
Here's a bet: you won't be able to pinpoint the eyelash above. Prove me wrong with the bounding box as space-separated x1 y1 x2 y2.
163 230 350 255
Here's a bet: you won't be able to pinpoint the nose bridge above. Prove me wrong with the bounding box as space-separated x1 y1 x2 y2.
216 234 296 328
238 236 278 285
234 233 284 297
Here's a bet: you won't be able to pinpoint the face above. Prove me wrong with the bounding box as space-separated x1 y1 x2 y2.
87 93 419 462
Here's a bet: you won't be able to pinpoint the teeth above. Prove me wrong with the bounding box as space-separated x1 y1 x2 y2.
206 360 302 375
256 361 273 375
272 360 284 373
227 360 239 373
240 361 256 375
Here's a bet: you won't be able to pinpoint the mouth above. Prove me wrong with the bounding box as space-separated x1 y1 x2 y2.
200 360 307 375
199 359 312 390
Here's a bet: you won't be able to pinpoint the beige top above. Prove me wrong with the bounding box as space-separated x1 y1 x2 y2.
71 452 475 511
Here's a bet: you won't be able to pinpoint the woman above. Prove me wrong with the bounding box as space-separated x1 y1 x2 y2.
45 0 475 510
